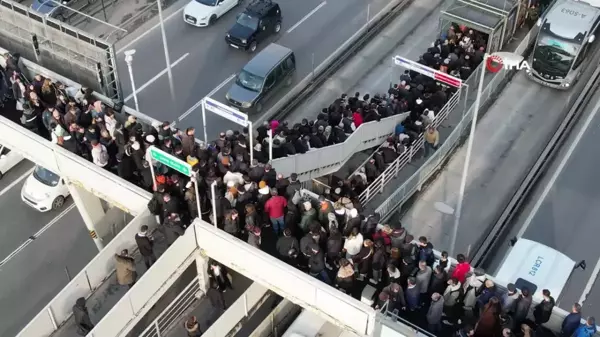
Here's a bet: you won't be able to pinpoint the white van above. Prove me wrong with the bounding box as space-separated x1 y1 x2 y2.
0 144 25 179
21 166 70 212
494 238 576 302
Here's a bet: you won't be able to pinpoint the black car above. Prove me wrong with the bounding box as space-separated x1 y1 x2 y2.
225 0 282 52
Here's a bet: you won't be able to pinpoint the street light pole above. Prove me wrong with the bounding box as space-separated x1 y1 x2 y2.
157 0 176 103
124 49 140 112
449 55 487 258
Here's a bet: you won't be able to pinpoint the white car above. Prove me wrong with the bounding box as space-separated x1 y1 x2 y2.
183 0 242 27
0 144 25 180
21 166 70 212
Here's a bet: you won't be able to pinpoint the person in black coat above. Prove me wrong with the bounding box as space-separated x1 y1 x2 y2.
73 297 94 335
534 289 555 325
276 228 299 266
208 260 233 292
134 225 156 269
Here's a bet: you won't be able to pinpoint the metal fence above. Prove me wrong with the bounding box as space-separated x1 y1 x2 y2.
138 276 204 337
358 88 462 206
374 27 538 221
0 0 122 100
300 179 333 196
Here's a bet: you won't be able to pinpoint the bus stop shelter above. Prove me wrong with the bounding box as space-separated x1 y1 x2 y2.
440 0 526 53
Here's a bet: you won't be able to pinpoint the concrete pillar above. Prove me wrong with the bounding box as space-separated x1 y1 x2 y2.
68 183 105 251
196 253 210 296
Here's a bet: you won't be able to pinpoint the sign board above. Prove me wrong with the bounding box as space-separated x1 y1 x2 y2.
148 146 192 177
203 97 249 127
393 55 462 88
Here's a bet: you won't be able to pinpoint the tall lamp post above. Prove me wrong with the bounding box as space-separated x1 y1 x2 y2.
449 55 488 257
157 0 176 103
124 49 140 112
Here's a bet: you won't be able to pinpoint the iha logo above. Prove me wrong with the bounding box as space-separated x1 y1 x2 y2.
486 55 504 73
485 52 531 73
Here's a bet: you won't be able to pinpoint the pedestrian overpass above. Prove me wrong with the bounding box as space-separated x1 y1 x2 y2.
0 48 414 336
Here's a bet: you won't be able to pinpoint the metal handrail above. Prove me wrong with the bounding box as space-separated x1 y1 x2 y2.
358 90 461 206
139 276 203 337
373 61 509 221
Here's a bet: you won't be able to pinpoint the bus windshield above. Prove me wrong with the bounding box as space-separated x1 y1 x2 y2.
533 34 580 77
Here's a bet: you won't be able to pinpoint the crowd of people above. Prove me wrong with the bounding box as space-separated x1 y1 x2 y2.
346 22 488 196
2 23 586 337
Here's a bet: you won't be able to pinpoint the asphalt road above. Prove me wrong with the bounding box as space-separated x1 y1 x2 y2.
0 159 98 337
113 0 391 140
490 85 600 314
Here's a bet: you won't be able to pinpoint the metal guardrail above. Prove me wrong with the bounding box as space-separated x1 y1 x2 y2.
374 27 539 222
358 90 461 206
139 276 203 337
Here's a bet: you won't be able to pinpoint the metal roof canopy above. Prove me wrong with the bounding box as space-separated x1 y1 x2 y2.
469 0 519 13
441 0 506 34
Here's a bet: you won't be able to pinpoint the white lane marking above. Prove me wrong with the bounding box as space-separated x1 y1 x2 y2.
286 1 327 34
207 73 236 98
175 73 236 123
517 94 600 239
0 203 76 268
0 167 34 198
580 257 600 305
124 53 190 102
177 98 204 122
116 6 186 54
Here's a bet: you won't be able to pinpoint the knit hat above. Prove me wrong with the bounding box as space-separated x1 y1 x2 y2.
258 181 267 189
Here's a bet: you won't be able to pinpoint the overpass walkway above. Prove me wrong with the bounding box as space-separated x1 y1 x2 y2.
0 45 408 336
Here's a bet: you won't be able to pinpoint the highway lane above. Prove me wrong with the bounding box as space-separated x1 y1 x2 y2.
0 160 100 336
0 159 76 262
0 198 97 337
113 0 391 140
491 86 600 313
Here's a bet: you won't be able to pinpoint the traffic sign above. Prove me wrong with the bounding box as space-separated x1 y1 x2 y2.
148 146 192 177
203 97 248 127
393 55 462 88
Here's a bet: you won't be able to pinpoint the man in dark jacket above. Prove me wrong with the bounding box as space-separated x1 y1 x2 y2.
562 303 582 337
285 173 301 199
276 228 299 265
417 236 435 267
135 225 156 269
307 242 330 284
73 297 94 335
534 289 555 325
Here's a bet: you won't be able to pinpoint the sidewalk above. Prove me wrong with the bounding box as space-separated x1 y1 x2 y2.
50 229 170 337
397 65 575 257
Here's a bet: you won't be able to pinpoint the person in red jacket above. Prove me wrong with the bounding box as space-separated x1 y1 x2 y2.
352 110 363 128
372 224 392 247
264 188 287 236
451 253 471 283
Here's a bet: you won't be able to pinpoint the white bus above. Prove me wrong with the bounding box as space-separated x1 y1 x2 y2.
494 238 577 302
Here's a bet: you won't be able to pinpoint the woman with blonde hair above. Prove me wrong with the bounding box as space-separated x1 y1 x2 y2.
336 258 355 293
40 78 57 107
